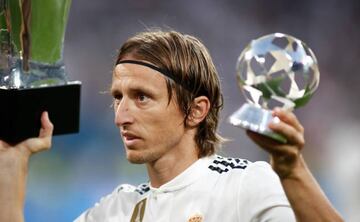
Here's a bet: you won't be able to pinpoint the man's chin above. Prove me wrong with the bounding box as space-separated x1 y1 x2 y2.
127 157 147 164
125 150 149 164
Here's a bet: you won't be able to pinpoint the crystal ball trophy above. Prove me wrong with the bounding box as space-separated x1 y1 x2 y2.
229 33 320 143
0 0 81 143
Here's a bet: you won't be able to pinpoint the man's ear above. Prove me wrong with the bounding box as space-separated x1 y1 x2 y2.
187 96 210 127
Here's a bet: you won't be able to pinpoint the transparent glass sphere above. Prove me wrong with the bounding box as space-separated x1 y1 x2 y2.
236 33 320 110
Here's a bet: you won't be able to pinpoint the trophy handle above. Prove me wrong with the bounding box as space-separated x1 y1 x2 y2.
229 103 287 143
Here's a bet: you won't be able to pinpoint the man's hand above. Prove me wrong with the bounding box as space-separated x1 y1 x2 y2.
247 108 344 222
246 107 304 179
1 111 54 154
0 111 53 222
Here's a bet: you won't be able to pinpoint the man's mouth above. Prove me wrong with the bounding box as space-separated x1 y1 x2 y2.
121 131 141 146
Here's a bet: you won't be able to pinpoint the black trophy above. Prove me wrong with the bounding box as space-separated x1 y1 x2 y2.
0 0 81 143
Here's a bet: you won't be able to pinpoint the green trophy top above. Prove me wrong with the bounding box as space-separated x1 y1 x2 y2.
0 0 72 88
1 0 71 64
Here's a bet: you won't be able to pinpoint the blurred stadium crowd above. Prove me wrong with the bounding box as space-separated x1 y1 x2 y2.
24 0 360 221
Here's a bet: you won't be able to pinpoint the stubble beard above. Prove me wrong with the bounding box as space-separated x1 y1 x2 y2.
126 147 160 164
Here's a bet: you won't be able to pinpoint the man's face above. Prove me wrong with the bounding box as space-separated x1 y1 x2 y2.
111 61 187 164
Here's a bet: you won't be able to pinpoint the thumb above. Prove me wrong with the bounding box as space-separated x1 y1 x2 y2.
19 111 54 155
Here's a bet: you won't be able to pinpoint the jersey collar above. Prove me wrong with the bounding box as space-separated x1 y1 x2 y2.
149 155 215 193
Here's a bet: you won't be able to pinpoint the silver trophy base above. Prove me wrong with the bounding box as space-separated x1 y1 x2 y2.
229 103 287 143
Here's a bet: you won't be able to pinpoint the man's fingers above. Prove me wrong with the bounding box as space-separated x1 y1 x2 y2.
0 140 10 150
246 130 280 147
39 111 54 138
33 111 53 151
18 112 54 155
246 130 300 160
269 120 305 148
247 109 306 179
272 108 304 133
247 130 286 154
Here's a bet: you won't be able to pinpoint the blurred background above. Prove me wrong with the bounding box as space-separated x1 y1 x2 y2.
24 0 360 221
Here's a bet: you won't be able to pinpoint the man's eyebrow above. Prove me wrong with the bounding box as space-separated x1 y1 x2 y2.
129 85 155 95
110 88 121 96
111 85 155 96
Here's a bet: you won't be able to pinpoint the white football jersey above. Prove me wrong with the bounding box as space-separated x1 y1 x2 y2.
75 155 295 222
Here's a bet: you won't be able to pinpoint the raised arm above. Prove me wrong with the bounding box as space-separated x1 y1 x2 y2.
247 108 344 222
0 112 53 222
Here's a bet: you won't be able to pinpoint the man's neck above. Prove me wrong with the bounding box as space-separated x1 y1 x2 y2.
146 140 199 188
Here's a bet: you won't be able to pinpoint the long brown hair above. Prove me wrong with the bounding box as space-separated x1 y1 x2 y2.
116 30 224 157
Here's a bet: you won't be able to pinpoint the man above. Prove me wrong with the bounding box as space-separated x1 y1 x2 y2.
0 30 343 222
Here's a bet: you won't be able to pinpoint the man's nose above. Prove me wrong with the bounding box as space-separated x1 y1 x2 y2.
114 97 134 127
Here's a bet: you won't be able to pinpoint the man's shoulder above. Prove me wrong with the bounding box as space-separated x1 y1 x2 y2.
206 154 253 175
113 182 150 197
204 155 276 187
74 183 150 221
92 182 150 207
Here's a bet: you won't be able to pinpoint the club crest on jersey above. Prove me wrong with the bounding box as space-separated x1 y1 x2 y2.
187 213 204 222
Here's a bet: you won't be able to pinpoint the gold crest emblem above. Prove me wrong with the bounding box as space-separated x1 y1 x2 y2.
187 213 204 222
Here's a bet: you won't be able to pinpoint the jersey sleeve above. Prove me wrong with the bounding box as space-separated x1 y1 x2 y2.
74 193 112 222
73 184 138 222
256 206 296 221
236 161 295 222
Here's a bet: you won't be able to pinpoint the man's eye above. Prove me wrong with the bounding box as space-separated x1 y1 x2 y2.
138 94 149 102
113 95 122 106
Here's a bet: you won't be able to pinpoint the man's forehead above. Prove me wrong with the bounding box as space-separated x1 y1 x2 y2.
113 63 165 80
114 59 191 93
111 63 167 89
